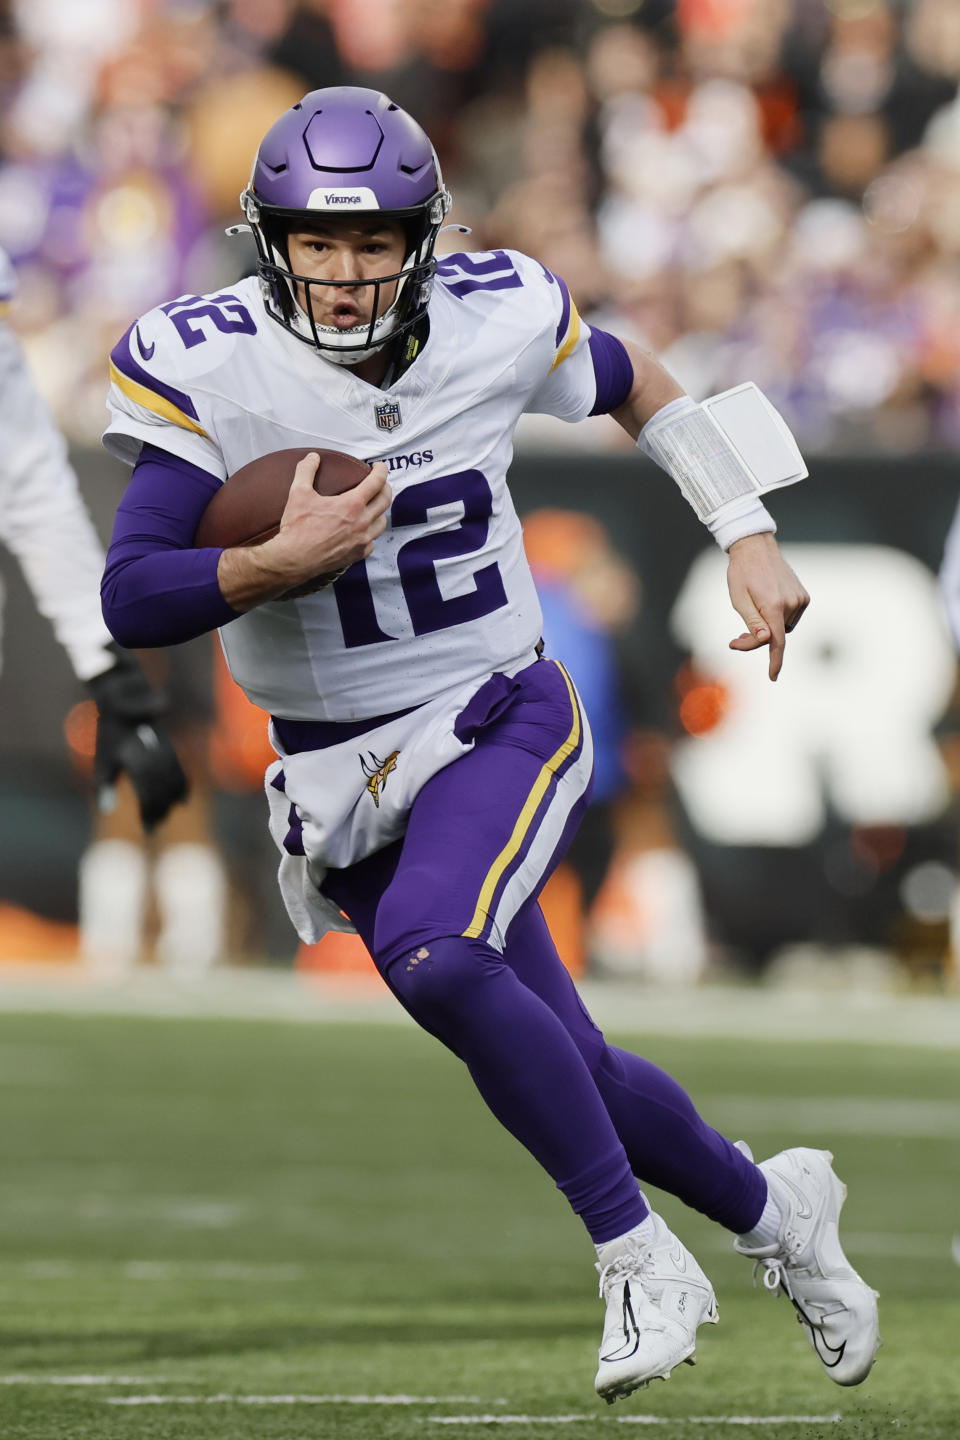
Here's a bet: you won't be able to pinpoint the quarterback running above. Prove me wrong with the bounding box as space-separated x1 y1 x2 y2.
100 87 879 1403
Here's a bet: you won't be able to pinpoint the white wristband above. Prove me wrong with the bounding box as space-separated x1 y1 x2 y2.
708 494 776 552
637 384 806 541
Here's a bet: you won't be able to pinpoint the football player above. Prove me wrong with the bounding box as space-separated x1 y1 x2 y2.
0 248 187 842
100 88 879 1403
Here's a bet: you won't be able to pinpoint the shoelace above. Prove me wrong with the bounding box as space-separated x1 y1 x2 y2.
753 1256 848 1344
752 1256 794 1300
597 1251 653 1301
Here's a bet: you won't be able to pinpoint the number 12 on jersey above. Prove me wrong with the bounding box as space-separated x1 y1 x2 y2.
332 469 508 647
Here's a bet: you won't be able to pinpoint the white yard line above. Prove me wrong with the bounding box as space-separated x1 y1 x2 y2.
430 1416 843 1428
0 966 956 1048
3 1260 305 1280
122 1260 305 1280
101 1397 842 1422
0 1384 846 1424
431 1420 590 1428
0 1375 158 1386
705 1095 960 1138
106 1394 505 1406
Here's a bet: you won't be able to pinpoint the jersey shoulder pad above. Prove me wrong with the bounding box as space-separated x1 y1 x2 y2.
108 282 261 435
434 248 528 306
514 253 583 367
434 249 579 356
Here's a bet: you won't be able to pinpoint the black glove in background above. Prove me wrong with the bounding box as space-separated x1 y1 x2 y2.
86 644 189 830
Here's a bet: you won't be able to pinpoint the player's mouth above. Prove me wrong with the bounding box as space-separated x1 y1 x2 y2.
329 300 365 330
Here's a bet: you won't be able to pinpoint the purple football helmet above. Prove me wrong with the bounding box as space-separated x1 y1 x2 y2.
240 86 450 363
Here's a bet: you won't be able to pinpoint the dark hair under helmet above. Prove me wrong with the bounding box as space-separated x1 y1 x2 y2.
240 86 451 363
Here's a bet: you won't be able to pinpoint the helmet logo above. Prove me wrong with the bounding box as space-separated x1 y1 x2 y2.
375 400 403 432
306 185 380 210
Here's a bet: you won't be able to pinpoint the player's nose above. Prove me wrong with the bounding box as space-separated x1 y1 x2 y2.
337 250 364 286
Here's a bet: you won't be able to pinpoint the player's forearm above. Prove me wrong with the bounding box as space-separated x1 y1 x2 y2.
101 445 239 647
216 540 301 612
102 546 238 647
609 341 804 553
0 329 118 678
8 506 117 680
610 342 686 440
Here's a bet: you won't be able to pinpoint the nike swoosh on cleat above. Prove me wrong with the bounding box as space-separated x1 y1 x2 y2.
791 1297 847 1367
777 1171 814 1220
600 1281 641 1362
668 1243 687 1271
135 326 155 361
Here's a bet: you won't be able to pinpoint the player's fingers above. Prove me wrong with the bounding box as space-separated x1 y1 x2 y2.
730 593 771 649
366 481 393 516
354 464 392 510
289 451 321 492
729 630 766 653
357 461 389 494
728 616 785 679
766 611 786 681
784 590 810 633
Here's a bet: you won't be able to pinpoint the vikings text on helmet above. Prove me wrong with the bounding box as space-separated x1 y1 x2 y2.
240 86 451 364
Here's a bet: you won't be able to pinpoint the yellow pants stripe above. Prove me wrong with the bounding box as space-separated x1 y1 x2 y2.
462 660 581 941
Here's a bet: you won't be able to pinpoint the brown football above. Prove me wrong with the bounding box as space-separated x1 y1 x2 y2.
194 447 372 550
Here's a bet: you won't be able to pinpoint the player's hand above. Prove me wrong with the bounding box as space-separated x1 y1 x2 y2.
273 454 392 586
726 532 809 681
86 646 189 830
218 457 392 609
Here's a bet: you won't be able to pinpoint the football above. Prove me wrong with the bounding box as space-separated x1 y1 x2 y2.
194 446 372 550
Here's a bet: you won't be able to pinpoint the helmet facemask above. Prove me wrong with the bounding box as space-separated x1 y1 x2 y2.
236 87 453 363
242 189 448 366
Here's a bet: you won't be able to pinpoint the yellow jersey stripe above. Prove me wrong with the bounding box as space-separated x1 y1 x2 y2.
462 661 581 940
109 359 210 439
549 299 581 373
0 301 11 318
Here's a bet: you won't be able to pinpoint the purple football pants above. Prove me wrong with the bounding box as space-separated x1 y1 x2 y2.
320 658 766 1244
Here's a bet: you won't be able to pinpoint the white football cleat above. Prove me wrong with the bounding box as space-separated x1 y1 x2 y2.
734 1145 880 1386
595 1211 719 1405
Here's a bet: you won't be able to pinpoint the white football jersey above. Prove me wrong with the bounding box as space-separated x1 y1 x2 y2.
0 247 15 307
104 250 604 719
941 496 960 649
0 245 115 682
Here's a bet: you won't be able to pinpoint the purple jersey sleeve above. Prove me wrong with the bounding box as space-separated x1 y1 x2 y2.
101 443 239 648
587 328 634 416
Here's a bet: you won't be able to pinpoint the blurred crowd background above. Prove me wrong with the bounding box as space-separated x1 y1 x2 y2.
1 0 960 989
4 0 960 451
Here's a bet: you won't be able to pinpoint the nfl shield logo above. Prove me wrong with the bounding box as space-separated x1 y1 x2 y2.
375 400 402 432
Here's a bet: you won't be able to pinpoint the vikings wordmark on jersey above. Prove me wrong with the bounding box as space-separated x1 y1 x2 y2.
104 251 594 722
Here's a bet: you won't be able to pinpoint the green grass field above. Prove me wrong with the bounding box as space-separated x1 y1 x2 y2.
0 1008 957 1439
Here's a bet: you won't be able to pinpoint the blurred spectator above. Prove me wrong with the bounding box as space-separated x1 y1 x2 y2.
522 508 636 974
522 507 708 983
2 0 960 453
3 0 957 983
